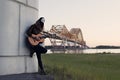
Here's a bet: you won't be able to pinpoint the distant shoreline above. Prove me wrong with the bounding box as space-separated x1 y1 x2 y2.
91 45 120 49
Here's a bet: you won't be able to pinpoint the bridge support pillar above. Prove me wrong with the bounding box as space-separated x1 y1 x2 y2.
0 0 39 75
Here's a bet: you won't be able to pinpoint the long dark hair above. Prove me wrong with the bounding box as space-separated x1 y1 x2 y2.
35 17 45 31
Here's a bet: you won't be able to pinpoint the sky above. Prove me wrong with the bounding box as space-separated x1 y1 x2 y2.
39 0 120 47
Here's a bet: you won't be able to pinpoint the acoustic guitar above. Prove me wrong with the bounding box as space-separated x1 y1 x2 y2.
28 33 50 46
27 31 58 46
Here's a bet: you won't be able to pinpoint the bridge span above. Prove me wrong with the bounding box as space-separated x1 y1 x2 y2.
44 25 88 53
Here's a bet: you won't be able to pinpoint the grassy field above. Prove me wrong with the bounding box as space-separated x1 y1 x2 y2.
42 53 120 80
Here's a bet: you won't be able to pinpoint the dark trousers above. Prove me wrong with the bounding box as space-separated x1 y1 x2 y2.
25 37 47 71
33 45 47 71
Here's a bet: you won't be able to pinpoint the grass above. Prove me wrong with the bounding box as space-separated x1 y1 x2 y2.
42 53 120 80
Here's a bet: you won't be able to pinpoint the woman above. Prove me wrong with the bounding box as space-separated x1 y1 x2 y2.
26 17 47 75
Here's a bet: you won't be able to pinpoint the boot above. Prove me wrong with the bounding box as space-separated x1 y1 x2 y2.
38 69 46 75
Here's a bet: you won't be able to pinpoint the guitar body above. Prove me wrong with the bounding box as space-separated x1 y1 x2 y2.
27 31 57 46
28 34 44 46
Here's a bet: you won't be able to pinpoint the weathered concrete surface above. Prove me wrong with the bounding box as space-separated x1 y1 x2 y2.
0 0 39 75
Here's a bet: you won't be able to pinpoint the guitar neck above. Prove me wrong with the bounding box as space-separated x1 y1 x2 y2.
42 31 62 40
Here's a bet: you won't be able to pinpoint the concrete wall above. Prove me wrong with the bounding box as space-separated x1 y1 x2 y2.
0 0 39 75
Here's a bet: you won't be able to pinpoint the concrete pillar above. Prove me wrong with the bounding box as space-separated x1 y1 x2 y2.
0 0 39 75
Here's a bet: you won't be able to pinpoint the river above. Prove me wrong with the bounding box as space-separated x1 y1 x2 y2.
47 49 120 54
